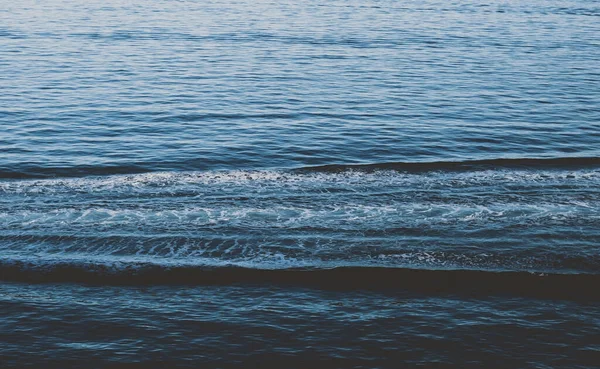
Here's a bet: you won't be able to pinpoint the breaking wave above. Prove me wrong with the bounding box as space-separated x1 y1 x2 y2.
1 159 599 293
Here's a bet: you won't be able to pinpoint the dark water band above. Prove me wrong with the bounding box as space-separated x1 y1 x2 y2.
0 165 149 180
1 156 600 179
294 156 600 173
1 261 598 301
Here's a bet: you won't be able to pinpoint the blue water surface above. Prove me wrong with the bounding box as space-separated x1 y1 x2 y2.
1 0 599 174
1 0 600 367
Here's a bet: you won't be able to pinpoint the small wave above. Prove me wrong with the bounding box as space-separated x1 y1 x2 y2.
2 236 599 274
1 156 600 180
296 156 600 173
0 164 150 180
0 258 598 300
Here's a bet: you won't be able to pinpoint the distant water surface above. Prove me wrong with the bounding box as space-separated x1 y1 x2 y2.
2 0 600 174
1 0 600 367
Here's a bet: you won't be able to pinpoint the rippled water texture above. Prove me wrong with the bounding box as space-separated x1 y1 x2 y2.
2 0 600 174
1 0 600 367
2 283 599 368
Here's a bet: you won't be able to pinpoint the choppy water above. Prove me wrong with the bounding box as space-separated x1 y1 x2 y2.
1 0 600 367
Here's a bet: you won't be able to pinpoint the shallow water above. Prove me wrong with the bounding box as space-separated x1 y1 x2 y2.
1 0 600 367
1 283 599 368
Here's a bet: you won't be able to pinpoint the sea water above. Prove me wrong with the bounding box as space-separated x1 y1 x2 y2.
1 0 599 367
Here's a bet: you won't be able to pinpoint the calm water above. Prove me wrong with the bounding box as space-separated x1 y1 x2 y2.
1 0 600 367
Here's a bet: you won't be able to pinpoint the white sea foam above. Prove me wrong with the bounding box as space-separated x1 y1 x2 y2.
1 203 598 231
1 168 600 194
2 168 600 274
